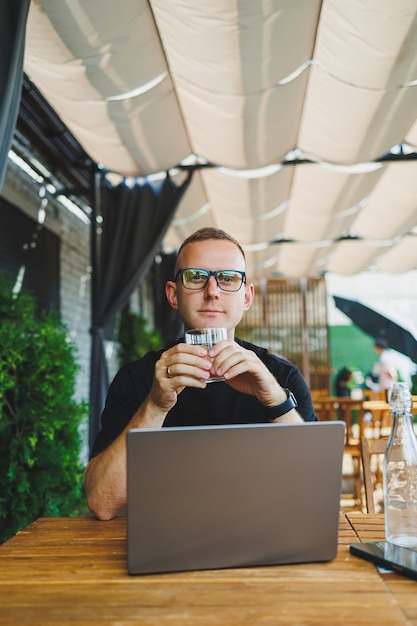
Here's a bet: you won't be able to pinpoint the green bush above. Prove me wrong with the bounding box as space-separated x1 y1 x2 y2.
0 272 88 543
117 307 163 367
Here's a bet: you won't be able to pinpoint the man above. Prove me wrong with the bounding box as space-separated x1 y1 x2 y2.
85 227 317 520
374 337 398 392
334 366 353 397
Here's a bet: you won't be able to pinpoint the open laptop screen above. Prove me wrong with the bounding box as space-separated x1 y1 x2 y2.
127 421 345 575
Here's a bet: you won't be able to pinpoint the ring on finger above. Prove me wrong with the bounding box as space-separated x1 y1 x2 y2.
166 366 171 377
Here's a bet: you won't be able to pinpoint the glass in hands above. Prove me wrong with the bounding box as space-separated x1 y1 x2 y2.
185 327 227 382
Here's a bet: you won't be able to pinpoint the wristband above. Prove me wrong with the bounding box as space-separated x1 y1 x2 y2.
262 389 298 420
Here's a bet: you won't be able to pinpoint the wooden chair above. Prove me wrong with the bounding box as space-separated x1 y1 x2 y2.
314 397 365 507
362 396 392 438
360 436 388 514
363 390 387 402
310 389 330 403
336 399 366 507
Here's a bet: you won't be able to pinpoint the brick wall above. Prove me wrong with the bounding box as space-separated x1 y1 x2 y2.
2 156 159 461
2 158 97 460
2 158 95 402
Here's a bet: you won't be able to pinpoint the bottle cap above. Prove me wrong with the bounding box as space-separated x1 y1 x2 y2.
389 382 412 414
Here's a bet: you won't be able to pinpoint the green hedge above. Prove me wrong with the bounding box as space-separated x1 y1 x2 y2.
0 272 88 543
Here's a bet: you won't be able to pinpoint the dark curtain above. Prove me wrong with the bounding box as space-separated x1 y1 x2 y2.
0 0 30 190
153 252 183 345
89 170 193 452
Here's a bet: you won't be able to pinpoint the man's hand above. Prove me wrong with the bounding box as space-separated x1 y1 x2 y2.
150 343 214 411
209 340 288 407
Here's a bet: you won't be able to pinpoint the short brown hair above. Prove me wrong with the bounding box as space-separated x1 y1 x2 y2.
177 227 246 261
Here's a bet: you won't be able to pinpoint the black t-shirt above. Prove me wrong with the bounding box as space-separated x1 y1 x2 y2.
91 337 317 457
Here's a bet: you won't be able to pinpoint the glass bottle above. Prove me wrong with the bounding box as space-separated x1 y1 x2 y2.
383 382 417 547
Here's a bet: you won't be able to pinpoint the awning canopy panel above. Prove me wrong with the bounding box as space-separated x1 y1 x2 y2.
23 0 417 279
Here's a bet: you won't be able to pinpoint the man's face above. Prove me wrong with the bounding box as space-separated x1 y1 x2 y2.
166 239 254 335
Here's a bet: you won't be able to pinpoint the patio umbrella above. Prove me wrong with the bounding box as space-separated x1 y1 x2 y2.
333 296 417 363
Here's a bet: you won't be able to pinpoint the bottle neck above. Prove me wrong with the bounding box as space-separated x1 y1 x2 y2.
389 410 416 446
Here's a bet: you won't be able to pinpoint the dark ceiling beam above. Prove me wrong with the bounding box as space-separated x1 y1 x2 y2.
15 74 96 200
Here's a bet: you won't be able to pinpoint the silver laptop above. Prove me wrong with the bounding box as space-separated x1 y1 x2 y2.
127 421 345 575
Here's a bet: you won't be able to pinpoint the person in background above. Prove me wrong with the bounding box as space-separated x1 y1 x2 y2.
364 364 380 392
374 337 398 392
84 227 317 521
334 366 353 397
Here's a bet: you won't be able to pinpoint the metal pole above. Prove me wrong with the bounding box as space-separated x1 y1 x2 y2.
300 277 311 387
88 168 103 453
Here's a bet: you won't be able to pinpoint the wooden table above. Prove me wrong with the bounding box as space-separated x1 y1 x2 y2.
0 514 416 625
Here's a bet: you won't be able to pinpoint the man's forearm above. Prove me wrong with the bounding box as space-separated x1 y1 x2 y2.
84 437 128 521
85 398 166 520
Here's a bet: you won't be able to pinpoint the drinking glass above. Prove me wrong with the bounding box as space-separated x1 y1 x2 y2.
185 327 227 382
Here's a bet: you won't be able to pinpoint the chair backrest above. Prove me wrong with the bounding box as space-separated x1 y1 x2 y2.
360 437 388 514
310 389 330 402
314 397 364 443
364 390 387 402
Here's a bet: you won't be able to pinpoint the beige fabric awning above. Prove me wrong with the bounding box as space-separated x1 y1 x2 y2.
24 0 417 279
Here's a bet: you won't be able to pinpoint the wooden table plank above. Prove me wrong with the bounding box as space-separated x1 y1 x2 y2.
0 580 407 624
0 514 414 625
347 512 417 626
346 512 386 542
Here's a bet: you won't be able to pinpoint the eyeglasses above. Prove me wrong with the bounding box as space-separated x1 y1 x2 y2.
175 268 246 292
